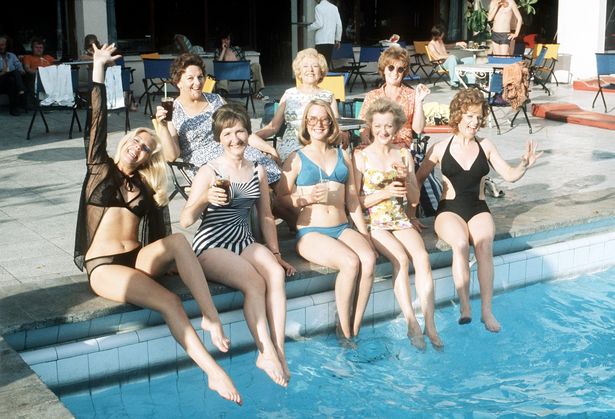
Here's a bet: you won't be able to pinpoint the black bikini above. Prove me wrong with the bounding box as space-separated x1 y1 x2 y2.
436 137 490 222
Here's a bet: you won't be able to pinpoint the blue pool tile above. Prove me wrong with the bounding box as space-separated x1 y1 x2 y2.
229 320 253 349
182 299 200 319
25 325 59 349
55 339 99 359
311 290 335 305
603 239 615 260
286 307 306 338
88 348 119 379
434 276 455 303
4 331 25 351
212 291 237 312
573 246 591 270
147 336 177 366
493 261 511 291
525 256 543 284
500 251 528 264
557 249 576 276
305 275 336 295
97 331 139 351
89 313 121 337
541 253 559 280
146 310 163 326
57 353 89 384
136 324 169 343
373 289 394 317
588 242 606 265
508 259 527 286
373 277 393 292
20 346 57 364
287 295 314 311
31 361 58 387
305 303 330 335
58 321 91 343
118 341 149 371
119 310 151 332
219 309 245 325
284 278 309 298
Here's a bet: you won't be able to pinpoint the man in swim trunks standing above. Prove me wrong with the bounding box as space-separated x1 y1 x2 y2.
488 0 523 56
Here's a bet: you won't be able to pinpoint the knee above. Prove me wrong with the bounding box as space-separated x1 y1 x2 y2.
160 293 184 316
390 254 410 273
244 276 267 299
167 233 191 250
450 239 470 256
268 264 286 290
473 239 493 257
358 249 377 272
339 253 361 275
412 250 431 272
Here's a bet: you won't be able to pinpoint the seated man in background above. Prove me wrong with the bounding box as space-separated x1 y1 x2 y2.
0 35 27 116
427 24 474 88
215 31 268 100
22 37 56 108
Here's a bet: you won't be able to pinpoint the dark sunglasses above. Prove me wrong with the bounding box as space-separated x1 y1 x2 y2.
387 65 406 74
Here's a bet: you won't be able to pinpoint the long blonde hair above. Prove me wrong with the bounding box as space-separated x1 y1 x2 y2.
114 128 169 206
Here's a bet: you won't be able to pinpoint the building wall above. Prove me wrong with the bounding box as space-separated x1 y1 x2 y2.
75 0 108 52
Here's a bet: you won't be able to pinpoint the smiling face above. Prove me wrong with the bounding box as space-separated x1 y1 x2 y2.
383 59 406 87
370 112 397 145
178 65 204 100
305 104 332 142
299 57 322 86
120 131 157 168
457 104 484 138
219 121 249 157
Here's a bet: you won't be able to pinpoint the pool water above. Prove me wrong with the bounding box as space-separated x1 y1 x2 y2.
60 269 615 418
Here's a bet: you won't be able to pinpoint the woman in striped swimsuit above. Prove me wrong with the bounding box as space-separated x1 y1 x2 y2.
181 103 295 387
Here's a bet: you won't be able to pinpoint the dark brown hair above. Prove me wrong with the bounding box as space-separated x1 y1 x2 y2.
170 53 206 86
212 103 252 142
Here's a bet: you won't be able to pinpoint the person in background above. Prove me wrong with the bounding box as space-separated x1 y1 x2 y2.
75 43 241 404
278 99 377 341
354 98 442 350
359 45 430 148
427 24 474 88
79 34 101 61
181 103 296 387
488 0 523 56
22 36 56 108
0 35 27 116
308 0 342 70
155 53 280 184
215 31 268 101
416 88 542 333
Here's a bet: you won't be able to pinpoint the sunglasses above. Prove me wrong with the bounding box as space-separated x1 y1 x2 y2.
386 65 406 74
306 116 332 127
129 137 152 154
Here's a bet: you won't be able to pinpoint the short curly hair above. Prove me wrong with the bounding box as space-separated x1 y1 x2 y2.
364 97 407 139
378 45 409 79
292 48 328 83
298 99 340 146
170 53 206 86
212 103 252 142
448 88 489 133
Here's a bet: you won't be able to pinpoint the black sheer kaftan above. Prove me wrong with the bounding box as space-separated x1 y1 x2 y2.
73 82 171 271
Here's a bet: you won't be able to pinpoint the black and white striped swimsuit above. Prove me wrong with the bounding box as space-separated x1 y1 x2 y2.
192 163 261 256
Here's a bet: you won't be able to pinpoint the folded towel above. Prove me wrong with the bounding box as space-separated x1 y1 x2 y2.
37 64 74 106
105 65 124 110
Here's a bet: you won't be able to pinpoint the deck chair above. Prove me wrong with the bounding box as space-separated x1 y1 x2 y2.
348 46 381 92
411 41 433 80
261 100 285 149
423 44 450 87
331 43 365 85
27 65 82 140
141 57 173 115
202 75 216 94
212 60 256 115
486 56 532 135
592 53 615 113
528 45 551 95
534 44 560 86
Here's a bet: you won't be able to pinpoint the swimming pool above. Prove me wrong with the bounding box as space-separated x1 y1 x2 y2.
59 267 615 418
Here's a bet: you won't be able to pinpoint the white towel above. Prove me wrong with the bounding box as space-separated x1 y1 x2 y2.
37 64 74 107
105 66 124 110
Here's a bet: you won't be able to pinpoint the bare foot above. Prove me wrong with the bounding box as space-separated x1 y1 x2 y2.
407 322 426 351
335 321 352 340
208 368 242 405
256 352 288 387
276 349 291 382
458 305 472 325
481 312 501 333
424 328 444 349
201 317 230 353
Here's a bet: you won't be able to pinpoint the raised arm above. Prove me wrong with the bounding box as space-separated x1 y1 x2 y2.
483 139 542 182
255 97 287 140
488 0 500 22
248 133 279 161
411 84 430 134
180 165 217 227
154 105 181 161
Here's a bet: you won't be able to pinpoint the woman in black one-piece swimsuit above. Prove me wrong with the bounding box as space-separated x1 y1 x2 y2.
417 89 542 333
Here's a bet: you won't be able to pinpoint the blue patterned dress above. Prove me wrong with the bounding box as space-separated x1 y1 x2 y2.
172 93 281 184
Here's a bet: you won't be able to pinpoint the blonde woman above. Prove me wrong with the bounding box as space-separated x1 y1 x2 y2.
278 99 377 340
354 98 441 350
74 44 241 405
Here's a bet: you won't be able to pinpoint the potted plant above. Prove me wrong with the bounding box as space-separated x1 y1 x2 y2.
465 1 490 43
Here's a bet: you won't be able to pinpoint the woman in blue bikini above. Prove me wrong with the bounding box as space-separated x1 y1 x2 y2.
278 99 377 340
417 89 542 333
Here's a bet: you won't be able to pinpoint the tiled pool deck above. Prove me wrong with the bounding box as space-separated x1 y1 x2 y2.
2 80 615 418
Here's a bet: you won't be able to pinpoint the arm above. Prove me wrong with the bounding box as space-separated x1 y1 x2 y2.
415 143 440 187
353 149 406 209
488 0 500 21
248 133 279 160
154 105 181 161
23 57 36 75
255 166 296 275
277 152 326 209
335 9 343 43
411 84 429 134
308 6 324 32
511 3 523 38
255 97 287 139
180 165 219 227
484 139 542 182
343 151 369 235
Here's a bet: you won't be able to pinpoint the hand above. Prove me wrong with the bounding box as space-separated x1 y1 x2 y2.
455 41 468 49
208 185 229 206
335 41 341 49
92 43 120 66
415 83 431 103
274 253 297 276
155 105 168 124
521 140 543 169
410 217 427 233
309 183 327 204
385 180 407 198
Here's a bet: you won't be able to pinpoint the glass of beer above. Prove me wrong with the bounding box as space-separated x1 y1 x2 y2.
392 161 407 205
214 176 231 205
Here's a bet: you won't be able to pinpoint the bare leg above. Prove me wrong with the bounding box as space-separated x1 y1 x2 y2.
136 234 229 353
241 243 290 380
198 248 287 386
338 229 377 337
297 233 362 339
370 229 425 350
393 228 443 348
435 213 472 324
90 263 241 405
492 42 510 56
468 213 500 333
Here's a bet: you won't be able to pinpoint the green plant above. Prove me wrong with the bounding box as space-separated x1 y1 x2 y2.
518 0 538 15
465 4 489 35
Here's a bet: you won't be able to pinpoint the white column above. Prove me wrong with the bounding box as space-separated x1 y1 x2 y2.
74 0 109 52
557 0 607 80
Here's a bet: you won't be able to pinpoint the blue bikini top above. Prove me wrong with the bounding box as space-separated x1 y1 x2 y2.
296 147 348 186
